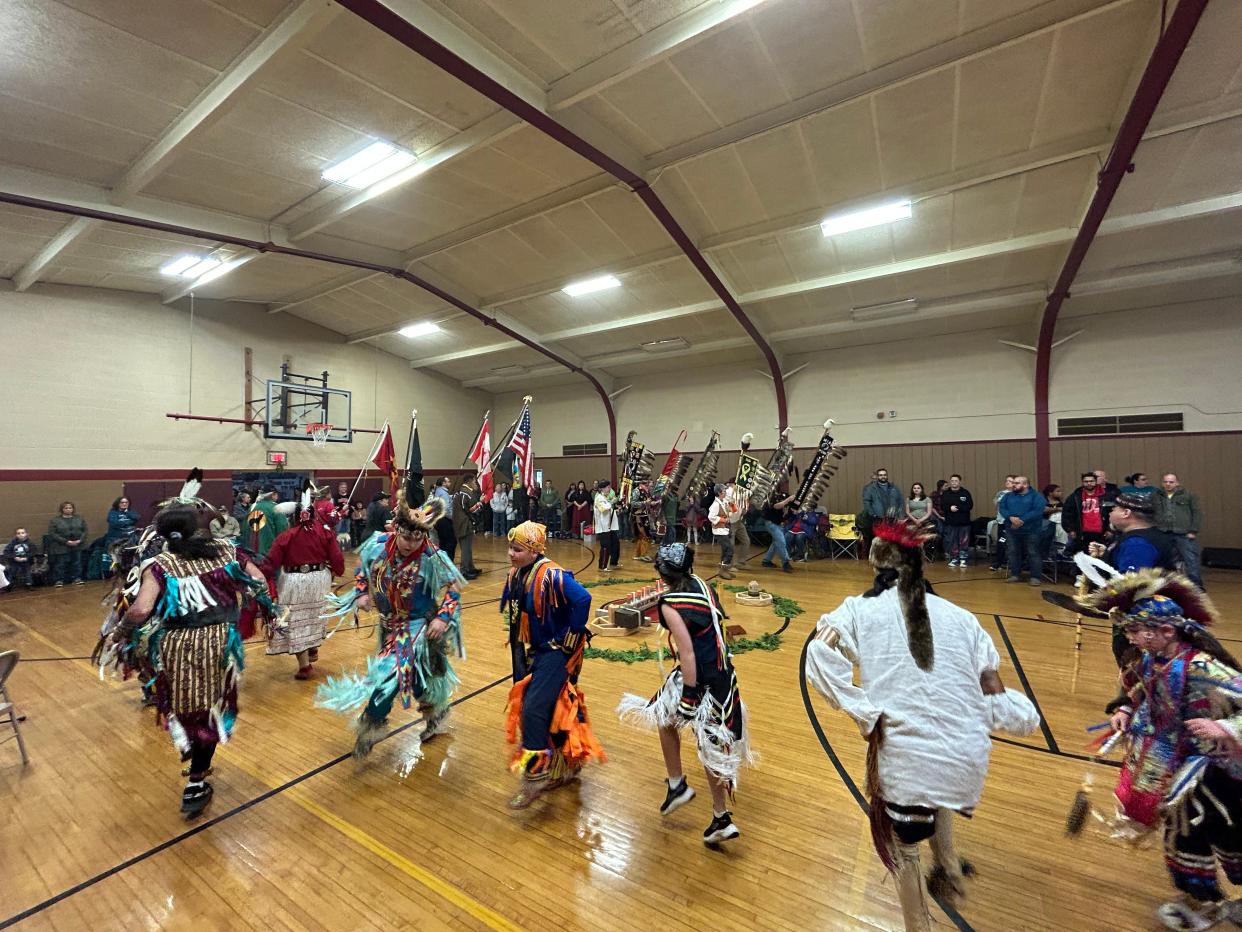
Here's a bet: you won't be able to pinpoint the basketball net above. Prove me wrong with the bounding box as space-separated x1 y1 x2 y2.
307 423 333 448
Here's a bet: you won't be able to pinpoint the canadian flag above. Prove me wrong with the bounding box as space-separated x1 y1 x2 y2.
468 414 493 498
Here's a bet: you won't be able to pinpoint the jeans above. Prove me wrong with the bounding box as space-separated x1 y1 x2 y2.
788 532 808 561
716 534 734 567
944 525 971 562
51 550 84 584
492 511 510 537
1007 527 1042 580
541 507 561 533
1172 534 1204 587
763 520 789 564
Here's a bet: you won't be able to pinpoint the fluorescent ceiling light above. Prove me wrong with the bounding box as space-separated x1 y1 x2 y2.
562 274 621 297
323 142 417 189
640 337 689 352
399 321 441 339
160 254 221 278
850 298 918 322
160 255 202 277
821 200 912 237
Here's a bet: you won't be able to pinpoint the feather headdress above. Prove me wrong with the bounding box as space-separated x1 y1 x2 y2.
156 467 212 511
393 485 444 532
1075 567 1219 629
869 520 935 670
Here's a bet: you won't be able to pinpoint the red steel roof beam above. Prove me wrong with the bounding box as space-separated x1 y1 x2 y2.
1034 0 1210 486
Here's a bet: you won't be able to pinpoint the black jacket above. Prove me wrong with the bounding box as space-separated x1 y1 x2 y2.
1062 483 1119 535
940 488 973 526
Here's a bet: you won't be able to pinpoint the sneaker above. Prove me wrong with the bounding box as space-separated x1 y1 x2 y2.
948 559 959 567
703 811 740 845
760 561 775 568
1156 898 1221 931
180 781 214 818
660 777 695 815
1006 576 1022 583
55 581 64 588
782 562 793 573
1028 578 1042 587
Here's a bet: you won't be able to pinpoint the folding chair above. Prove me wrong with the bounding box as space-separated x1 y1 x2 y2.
827 515 862 560
0 650 29 764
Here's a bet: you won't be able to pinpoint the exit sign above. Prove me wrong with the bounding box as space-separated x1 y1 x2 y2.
267 450 288 466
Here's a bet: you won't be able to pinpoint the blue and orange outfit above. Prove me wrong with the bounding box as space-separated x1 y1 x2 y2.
501 522 604 807
316 527 465 765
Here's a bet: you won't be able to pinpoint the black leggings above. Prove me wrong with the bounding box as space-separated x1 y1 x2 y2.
596 531 619 568
188 744 215 779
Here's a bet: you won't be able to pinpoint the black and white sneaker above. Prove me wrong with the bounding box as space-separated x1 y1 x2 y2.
660 777 695 815
181 781 213 818
703 811 739 844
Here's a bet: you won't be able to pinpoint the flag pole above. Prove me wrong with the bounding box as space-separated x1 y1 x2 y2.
345 418 389 504
461 409 490 468
485 405 525 479
402 409 417 499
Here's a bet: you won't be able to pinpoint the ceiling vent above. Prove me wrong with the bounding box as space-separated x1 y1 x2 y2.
1057 412 1184 436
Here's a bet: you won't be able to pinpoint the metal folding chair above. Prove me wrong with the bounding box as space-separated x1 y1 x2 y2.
0 650 29 765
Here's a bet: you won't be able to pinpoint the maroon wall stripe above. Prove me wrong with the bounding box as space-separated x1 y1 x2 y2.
1034 0 1209 487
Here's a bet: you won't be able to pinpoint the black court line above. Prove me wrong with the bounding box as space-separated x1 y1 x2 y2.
798 629 975 932
0 672 511 930
993 615 1059 755
991 734 1120 768
2 540 600 927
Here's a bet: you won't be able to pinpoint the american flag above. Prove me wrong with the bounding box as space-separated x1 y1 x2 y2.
507 402 534 489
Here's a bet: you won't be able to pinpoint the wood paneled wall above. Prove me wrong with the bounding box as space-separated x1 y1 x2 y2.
532 431 1242 548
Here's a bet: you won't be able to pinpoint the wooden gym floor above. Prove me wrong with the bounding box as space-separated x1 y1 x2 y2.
3 536 1240 931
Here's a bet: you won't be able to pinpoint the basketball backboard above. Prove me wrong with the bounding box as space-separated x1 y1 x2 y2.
264 380 352 443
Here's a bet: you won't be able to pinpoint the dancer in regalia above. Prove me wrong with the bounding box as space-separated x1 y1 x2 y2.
1074 571 1242 932
246 484 287 558
98 505 281 817
315 487 465 773
263 483 345 680
805 520 1040 931
501 521 605 808
618 543 754 844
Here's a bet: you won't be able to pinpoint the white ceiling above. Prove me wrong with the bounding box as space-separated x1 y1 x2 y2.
2 0 1241 389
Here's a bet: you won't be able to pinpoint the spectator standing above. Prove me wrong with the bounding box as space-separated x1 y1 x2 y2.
105 496 141 546
1041 484 1064 558
538 480 562 532
1120 472 1158 498
348 500 367 548
363 490 392 541
684 497 707 545
453 477 482 579
905 483 932 526
333 481 352 540
1156 472 1203 588
593 479 621 571
999 476 1046 585
1062 472 1107 555
47 501 88 587
566 481 591 538
432 476 457 560
987 476 1017 570
760 492 795 573
491 483 511 538
232 489 253 524
708 484 735 579
939 475 974 567
3 528 36 589
930 479 948 534
861 467 904 548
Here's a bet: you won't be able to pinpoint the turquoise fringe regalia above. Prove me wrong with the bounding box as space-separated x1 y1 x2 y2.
316 533 467 755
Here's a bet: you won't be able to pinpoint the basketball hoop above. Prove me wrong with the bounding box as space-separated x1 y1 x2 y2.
306 423 333 447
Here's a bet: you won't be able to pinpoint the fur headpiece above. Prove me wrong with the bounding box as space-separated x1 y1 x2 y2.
507 520 547 554
1076 568 1219 630
392 487 443 533
869 520 934 670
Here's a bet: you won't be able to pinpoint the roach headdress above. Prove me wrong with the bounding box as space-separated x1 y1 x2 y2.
869 520 935 670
